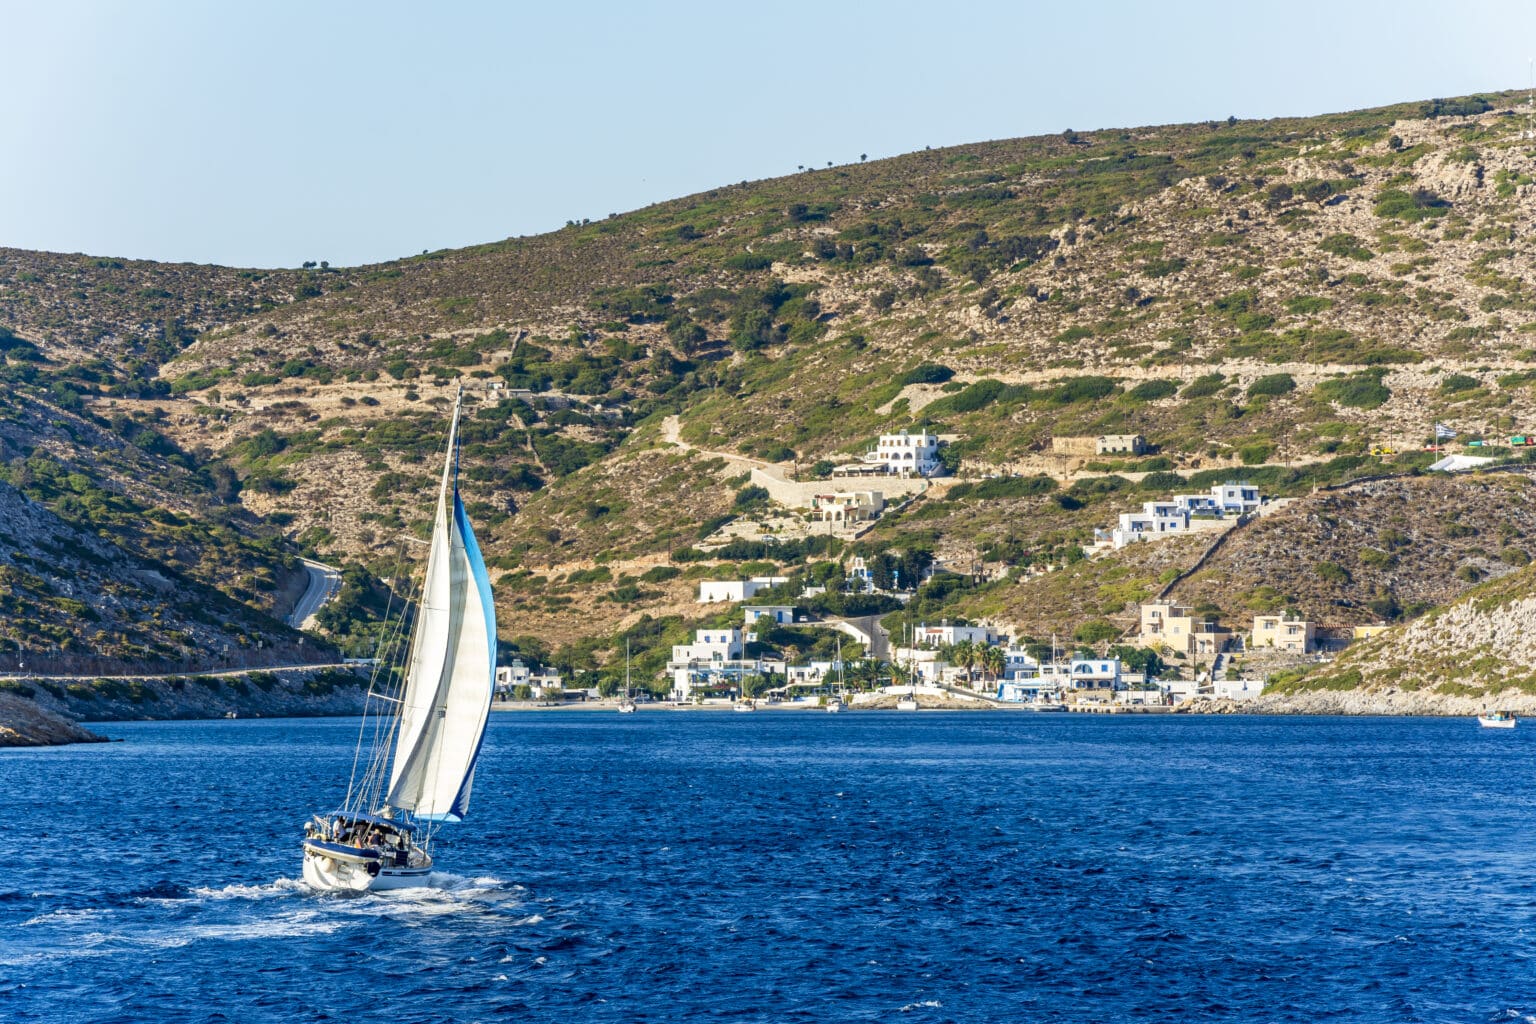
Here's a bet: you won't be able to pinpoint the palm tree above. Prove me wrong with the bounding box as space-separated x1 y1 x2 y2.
952 640 977 683
981 645 1006 683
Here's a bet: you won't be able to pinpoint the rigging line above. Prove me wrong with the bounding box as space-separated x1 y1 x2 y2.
346 534 423 816
364 561 421 810
342 537 410 812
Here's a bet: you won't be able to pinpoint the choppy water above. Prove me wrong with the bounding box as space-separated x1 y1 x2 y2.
3 713 1536 1022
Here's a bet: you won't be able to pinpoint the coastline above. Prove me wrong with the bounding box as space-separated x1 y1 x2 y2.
2 684 1516 744
0 692 108 747
0 666 370 746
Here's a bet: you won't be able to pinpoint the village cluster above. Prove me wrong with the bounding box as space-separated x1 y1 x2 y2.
494 586 1372 709
662 596 1345 706
490 429 1369 708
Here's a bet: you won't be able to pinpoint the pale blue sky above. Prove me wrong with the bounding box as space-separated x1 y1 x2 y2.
6 1 1535 268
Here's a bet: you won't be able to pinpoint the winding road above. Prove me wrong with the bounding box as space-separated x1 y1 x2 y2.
287 559 341 629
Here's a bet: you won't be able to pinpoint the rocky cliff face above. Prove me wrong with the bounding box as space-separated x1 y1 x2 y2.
0 691 106 746
1264 560 1536 710
2 666 368 728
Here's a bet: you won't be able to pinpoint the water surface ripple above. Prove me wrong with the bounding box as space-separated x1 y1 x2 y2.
2 714 1533 1022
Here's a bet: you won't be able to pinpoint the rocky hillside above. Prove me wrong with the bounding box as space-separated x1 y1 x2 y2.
0 691 105 747
2 89 1535 685
1257 558 1536 713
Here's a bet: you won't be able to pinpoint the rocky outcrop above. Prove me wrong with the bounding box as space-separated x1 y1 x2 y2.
0 691 107 746
7 666 369 724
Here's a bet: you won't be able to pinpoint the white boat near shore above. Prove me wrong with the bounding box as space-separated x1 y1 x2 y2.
618 640 637 713
1478 711 1517 729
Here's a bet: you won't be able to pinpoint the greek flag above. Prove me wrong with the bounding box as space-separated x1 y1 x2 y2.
1434 423 1457 441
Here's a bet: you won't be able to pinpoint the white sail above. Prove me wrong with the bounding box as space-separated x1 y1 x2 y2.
386 399 497 821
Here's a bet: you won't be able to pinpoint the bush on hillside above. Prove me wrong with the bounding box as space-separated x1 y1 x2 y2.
1374 187 1450 222
1181 373 1226 399
896 363 954 387
1440 373 1479 394
1317 373 1391 410
1126 379 1178 402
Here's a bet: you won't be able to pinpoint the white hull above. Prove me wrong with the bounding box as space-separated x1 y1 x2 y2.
734 702 756 712
826 700 843 713
896 698 919 711
302 848 433 892
617 699 637 714
1478 715 1517 729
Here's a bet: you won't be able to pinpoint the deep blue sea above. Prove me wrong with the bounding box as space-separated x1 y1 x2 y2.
3 712 1535 1023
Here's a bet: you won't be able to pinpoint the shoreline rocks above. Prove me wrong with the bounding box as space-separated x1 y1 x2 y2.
0 692 108 747
0 666 369 739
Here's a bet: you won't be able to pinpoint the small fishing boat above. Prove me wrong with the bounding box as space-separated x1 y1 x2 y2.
301 388 496 892
1478 710 1517 729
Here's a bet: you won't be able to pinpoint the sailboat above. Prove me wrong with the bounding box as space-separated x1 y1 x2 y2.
826 637 846 712
895 616 918 710
301 388 496 892
618 639 638 713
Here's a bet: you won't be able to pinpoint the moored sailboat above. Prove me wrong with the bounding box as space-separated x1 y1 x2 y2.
618 639 637 713
301 388 496 892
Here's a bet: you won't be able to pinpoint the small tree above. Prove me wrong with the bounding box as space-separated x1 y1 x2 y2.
981 645 1005 682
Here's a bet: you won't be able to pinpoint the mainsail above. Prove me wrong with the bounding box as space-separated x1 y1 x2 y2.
386 397 496 822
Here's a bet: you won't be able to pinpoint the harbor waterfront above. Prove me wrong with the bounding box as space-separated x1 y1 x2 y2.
4 713 1535 1022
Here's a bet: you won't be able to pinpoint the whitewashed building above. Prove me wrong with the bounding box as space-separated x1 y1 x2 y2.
697 576 789 604
1175 482 1261 516
494 660 532 697
671 628 745 665
1214 677 1267 701
812 489 885 523
1066 658 1122 689
912 623 999 648
1110 500 1192 548
743 605 797 628
874 429 945 477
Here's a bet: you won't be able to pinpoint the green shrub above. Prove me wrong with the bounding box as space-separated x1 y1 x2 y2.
1047 376 1118 404
1126 379 1178 402
1142 257 1187 278
1319 233 1375 261
1317 373 1391 410
1374 187 1450 222
1181 373 1226 399
1073 619 1120 645
1239 443 1274 465
967 475 1058 501
1284 295 1333 315
896 363 954 387
1359 547 1398 569
1247 374 1295 398
944 379 1007 413
1138 471 1188 491
1317 561 1350 584
1440 373 1479 394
